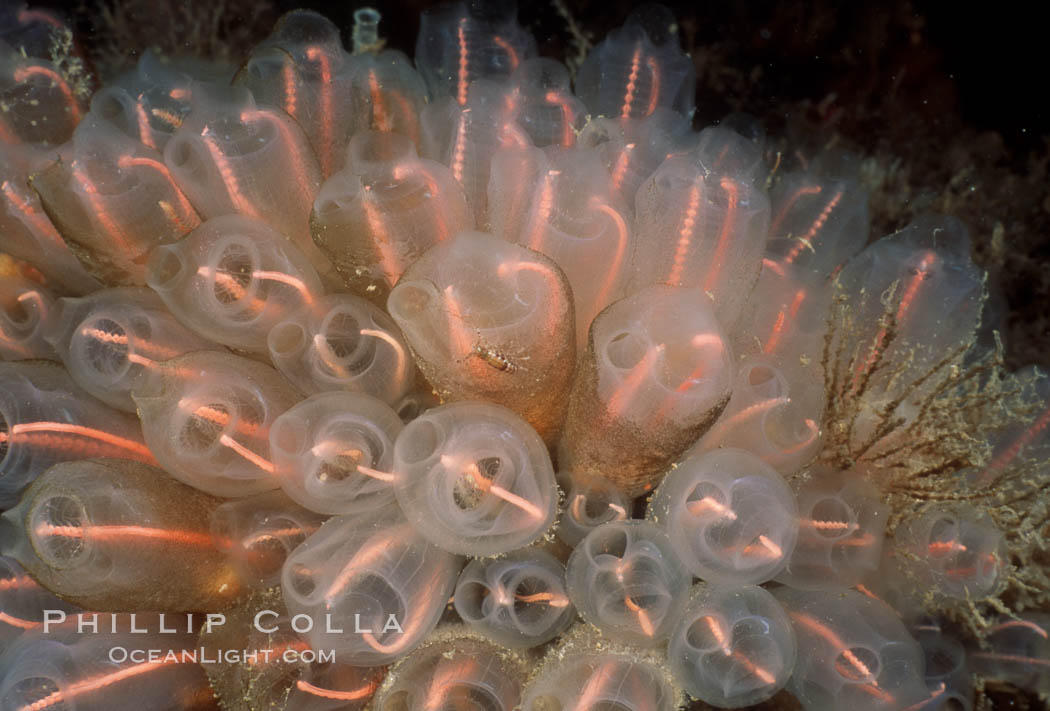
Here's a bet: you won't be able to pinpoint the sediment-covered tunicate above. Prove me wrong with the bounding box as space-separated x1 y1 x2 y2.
281 506 461 666
132 350 300 497
372 626 529 711
559 284 733 496
391 401 558 556
31 113 201 286
388 231 575 443
0 154 100 295
0 614 215 711
520 625 681 711
453 548 574 648
269 391 403 515
198 587 387 711
648 448 799 584
310 130 470 299
0 458 241 611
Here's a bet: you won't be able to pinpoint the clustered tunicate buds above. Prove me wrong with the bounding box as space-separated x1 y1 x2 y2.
0 3 1036 710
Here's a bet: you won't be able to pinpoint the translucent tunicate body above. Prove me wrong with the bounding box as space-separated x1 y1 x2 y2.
373 628 529 711
132 351 301 497
269 391 403 515
0 614 214 711
268 293 416 404
776 473 888 590
421 80 530 223
830 215 983 435
415 0 536 105
198 587 386 711
558 285 733 496
387 231 575 443
668 584 797 707
730 254 830 386
210 490 328 590
896 505 1008 600
346 49 429 148
0 44 82 149
648 448 798 584
0 275 55 361
766 172 870 281
146 215 323 353
45 286 218 411
0 458 241 611
281 663 384 711
0 361 150 507
30 114 201 285
508 58 586 148
454 548 574 648
0 554 80 647
691 125 768 187
912 624 973 711
973 366 1050 487
0 6 74 61
556 471 630 547
578 109 695 212
690 357 823 474
968 615 1050 695
310 130 470 297
575 5 695 120
520 626 679 711
566 520 690 645
392 401 557 556
488 144 632 346
281 507 461 665
0 155 99 295
631 152 771 325
775 588 929 711
163 83 333 278
88 50 228 153
235 10 361 178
